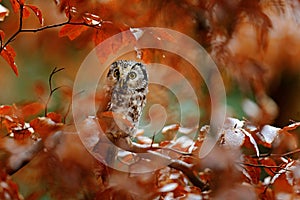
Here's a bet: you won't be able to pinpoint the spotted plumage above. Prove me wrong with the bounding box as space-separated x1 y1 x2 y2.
104 60 148 138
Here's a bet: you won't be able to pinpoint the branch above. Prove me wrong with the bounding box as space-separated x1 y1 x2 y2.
251 149 300 158
102 134 208 190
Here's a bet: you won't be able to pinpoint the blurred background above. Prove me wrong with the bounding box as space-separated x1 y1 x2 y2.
0 0 299 127
0 0 300 199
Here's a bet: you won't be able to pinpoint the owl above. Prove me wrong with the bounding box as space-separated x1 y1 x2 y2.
102 60 148 139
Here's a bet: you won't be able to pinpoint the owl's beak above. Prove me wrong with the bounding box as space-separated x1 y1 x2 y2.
120 79 125 88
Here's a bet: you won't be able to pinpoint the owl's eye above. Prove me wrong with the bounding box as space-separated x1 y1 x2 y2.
128 71 137 79
113 69 120 78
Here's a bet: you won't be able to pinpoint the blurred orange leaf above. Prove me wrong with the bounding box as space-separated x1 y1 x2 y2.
9 0 20 13
0 45 18 76
0 105 12 115
59 24 89 40
21 102 44 118
30 117 63 140
46 112 62 123
281 122 300 132
0 30 5 41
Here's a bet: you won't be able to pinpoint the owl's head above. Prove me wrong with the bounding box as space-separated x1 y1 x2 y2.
107 60 148 92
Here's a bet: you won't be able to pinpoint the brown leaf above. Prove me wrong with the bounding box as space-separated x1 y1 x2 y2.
26 5 44 25
243 156 261 184
59 24 89 40
0 45 18 76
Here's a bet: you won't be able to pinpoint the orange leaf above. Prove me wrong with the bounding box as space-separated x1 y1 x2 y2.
12 128 32 140
21 102 44 118
273 173 293 194
0 30 5 41
26 5 44 25
82 12 102 26
93 29 112 45
46 112 62 123
0 45 18 76
0 105 12 115
281 122 300 132
33 80 46 96
9 0 20 13
30 117 63 140
59 24 89 40
22 6 30 19
93 24 121 63
243 156 261 184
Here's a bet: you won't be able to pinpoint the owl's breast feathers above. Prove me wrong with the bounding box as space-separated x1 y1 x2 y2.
108 87 147 129
98 60 148 138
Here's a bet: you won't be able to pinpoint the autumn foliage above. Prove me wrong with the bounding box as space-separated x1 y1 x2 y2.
0 0 300 199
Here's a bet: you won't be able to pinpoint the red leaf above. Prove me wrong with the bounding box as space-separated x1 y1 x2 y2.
30 117 62 140
59 24 89 40
0 105 12 115
46 112 62 123
0 45 18 76
82 13 102 26
0 30 5 41
22 6 30 19
0 4 9 21
272 173 293 194
9 0 20 13
281 122 300 132
26 5 44 25
21 102 44 118
243 156 261 184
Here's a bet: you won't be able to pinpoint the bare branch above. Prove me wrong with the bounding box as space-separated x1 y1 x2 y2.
44 67 64 116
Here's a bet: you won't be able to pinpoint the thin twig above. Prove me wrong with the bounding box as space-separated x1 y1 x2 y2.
44 67 64 116
239 162 291 171
63 90 85 123
0 0 112 53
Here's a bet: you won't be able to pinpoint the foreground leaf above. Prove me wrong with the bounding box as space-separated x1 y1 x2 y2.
0 4 9 21
0 45 18 76
9 0 20 13
59 24 89 40
26 5 44 25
